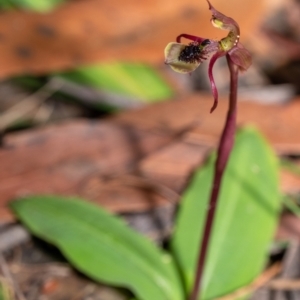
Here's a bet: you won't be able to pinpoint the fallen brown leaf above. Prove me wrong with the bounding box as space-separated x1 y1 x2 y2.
2 93 300 222
0 120 173 221
0 0 265 78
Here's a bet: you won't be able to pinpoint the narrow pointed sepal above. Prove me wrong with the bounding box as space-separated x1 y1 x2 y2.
228 42 252 71
208 51 226 113
164 42 202 74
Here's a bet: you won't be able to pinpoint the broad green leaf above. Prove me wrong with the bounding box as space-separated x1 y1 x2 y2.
58 62 173 103
172 127 281 299
10 196 183 300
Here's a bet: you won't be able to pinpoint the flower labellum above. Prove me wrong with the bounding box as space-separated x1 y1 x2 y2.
164 0 252 112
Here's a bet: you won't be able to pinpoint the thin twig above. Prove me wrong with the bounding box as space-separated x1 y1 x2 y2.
0 78 64 132
77 173 180 204
268 278 300 290
0 253 26 300
105 175 181 204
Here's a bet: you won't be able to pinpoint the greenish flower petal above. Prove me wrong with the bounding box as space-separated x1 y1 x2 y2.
207 0 240 36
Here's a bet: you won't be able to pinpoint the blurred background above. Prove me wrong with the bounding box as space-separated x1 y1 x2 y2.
1 0 300 299
0 0 298 127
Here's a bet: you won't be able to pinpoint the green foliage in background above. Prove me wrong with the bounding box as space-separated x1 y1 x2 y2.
0 0 65 11
0 281 13 300
0 0 173 110
10 127 281 300
13 61 173 114
58 62 173 104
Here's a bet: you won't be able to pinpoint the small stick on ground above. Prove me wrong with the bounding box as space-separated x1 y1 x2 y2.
0 78 64 132
0 253 26 300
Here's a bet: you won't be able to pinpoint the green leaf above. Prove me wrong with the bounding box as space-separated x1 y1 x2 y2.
0 280 13 300
171 127 281 299
0 0 14 9
58 62 173 103
10 196 183 300
0 0 65 11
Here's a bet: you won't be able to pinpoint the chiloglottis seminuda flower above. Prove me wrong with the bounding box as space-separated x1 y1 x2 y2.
164 0 252 113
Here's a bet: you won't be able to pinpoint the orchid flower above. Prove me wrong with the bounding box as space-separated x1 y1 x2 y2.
164 0 251 112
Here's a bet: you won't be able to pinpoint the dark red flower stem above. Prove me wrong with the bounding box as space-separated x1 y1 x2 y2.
189 55 239 300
